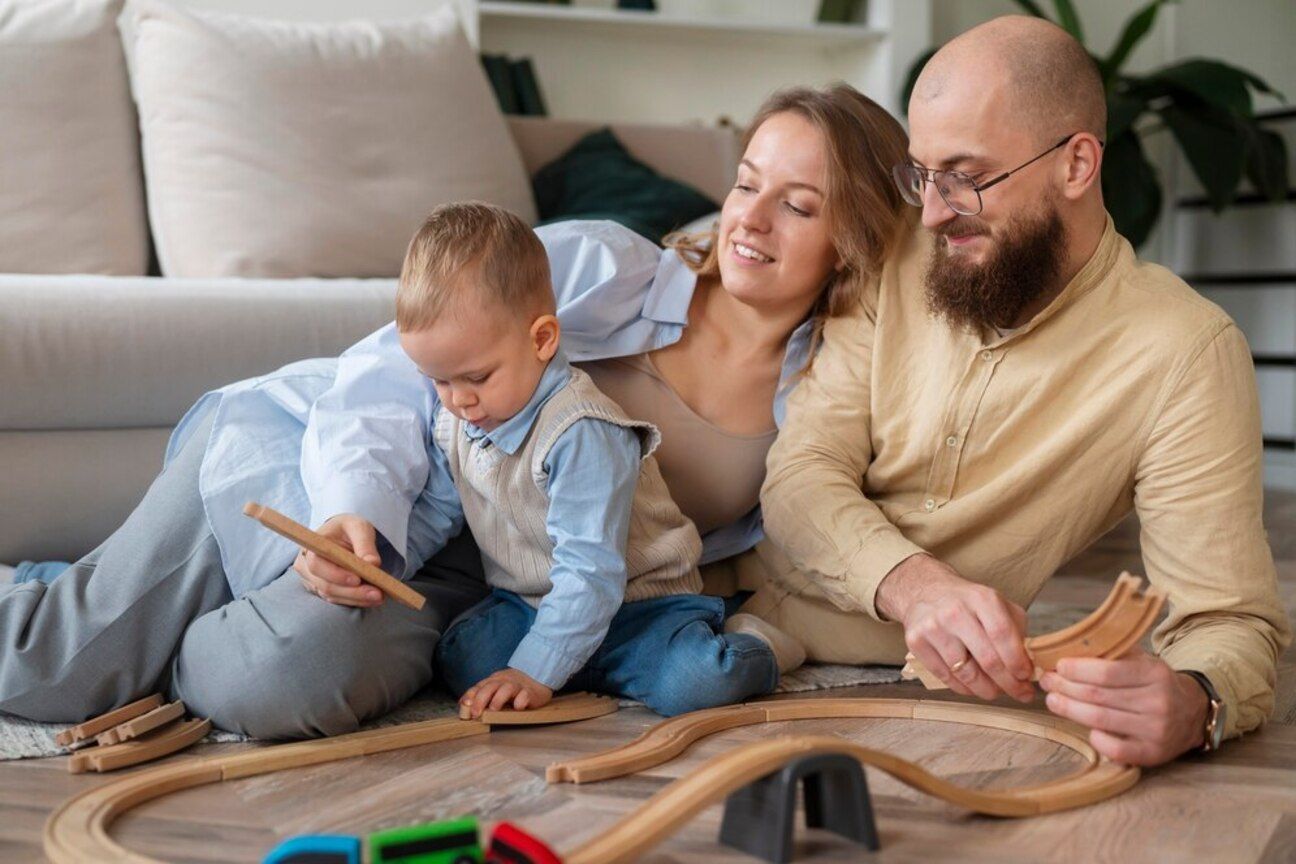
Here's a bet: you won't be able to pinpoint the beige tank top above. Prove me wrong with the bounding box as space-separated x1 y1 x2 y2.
579 353 777 535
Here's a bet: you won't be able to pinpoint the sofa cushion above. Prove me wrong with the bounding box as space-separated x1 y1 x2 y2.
0 0 148 275
121 0 536 278
533 128 720 243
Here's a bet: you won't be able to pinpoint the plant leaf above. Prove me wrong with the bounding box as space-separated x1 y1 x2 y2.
1157 102 1247 211
1102 131 1161 248
1009 0 1050 19
1101 0 1172 84
1106 90 1146 143
1242 126 1290 202
900 47 939 116
1147 59 1258 116
1052 0 1085 44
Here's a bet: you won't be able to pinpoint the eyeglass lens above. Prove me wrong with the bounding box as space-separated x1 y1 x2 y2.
892 164 981 216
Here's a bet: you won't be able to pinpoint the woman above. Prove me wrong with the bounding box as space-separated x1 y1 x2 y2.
0 84 910 738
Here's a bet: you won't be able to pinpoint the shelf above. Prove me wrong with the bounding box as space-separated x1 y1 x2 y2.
478 2 886 49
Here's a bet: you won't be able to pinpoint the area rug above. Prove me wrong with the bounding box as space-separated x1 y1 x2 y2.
0 662 901 761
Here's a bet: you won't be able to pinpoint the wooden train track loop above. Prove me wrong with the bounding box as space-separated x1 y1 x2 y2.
901 571 1167 689
545 697 1138 814
563 731 1140 864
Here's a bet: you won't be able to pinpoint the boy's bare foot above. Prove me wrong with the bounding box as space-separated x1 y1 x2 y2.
724 612 806 674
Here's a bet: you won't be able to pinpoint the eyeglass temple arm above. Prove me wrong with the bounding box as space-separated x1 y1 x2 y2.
973 134 1102 193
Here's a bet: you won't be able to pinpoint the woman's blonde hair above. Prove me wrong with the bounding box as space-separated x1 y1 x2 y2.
664 84 910 365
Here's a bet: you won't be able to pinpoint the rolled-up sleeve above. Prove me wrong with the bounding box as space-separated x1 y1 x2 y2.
760 293 925 621
301 323 463 578
1134 322 1291 739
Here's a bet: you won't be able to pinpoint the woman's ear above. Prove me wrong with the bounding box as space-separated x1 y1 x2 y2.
530 314 561 362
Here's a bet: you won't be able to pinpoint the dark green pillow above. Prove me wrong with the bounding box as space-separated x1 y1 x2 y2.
532 128 720 242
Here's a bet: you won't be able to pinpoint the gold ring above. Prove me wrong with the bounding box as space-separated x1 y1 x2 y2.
949 655 971 675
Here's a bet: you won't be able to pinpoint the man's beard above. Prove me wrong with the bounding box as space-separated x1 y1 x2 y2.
924 205 1066 333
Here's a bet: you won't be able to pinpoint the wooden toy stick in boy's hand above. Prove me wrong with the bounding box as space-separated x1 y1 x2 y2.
242 502 426 611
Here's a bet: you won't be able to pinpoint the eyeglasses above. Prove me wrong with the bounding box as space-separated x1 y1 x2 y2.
892 134 1093 216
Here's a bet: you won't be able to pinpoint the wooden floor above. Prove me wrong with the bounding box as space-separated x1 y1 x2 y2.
3 491 1294 864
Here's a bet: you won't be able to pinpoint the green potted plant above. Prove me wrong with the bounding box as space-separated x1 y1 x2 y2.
901 0 1289 249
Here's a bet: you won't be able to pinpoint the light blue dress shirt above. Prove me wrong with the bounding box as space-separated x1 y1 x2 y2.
442 350 642 688
165 219 813 600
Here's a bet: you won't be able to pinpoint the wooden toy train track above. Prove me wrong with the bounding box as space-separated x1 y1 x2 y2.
43 573 1163 863
554 699 1139 864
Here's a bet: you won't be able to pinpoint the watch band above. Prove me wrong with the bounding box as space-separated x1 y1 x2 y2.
1182 669 1224 752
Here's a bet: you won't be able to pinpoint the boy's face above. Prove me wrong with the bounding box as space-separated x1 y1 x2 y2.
399 297 559 433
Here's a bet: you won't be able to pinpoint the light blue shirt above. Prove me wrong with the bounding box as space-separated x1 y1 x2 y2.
442 351 642 689
166 220 813 600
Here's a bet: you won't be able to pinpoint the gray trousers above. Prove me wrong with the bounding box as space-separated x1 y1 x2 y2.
0 412 488 739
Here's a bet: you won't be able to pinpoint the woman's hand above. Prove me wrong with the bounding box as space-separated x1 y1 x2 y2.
879 553 1036 702
293 513 386 608
460 669 554 719
1040 648 1209 765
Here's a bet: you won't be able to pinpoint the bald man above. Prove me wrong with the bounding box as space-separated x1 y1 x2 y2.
750 16 1290 766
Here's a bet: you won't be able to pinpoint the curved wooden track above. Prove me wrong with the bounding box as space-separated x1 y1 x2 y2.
546 698 1138 815
902 571 1166 688
564 732 1139 864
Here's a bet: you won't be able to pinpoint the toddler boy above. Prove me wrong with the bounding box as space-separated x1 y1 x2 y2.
394 203 791 718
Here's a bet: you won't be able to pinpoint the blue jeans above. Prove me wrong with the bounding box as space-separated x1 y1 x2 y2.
435 589 778 717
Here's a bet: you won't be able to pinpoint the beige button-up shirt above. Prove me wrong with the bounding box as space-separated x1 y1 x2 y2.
759 214 1291 740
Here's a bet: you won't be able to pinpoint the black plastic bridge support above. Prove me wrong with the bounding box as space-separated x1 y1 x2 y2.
718 752 879 863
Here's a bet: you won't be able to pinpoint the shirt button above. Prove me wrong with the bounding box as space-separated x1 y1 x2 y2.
946 435 958 447
981 350 994 362
924 498 936 512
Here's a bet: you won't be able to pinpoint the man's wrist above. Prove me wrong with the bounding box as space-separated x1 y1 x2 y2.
876 552 934 623
1176 671 1211 751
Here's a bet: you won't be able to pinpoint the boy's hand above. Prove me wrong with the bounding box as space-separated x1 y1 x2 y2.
460 669 553 719
293 513 385 608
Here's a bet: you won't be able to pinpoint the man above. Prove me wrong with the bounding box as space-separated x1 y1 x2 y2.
749 15 1290 766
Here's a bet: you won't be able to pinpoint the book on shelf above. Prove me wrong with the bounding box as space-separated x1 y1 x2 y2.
817 0 864 24
480 54 548 117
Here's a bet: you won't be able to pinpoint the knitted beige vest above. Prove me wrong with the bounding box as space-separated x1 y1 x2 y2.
432 367 703 606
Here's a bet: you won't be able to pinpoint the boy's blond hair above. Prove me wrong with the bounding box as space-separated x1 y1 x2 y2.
397 202 553 332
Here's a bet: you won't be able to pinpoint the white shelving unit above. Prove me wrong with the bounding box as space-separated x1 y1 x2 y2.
466 0 931 126
477 1 887 49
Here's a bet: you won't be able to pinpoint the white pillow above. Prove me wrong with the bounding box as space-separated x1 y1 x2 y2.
121 0 537 278
0 0 148 275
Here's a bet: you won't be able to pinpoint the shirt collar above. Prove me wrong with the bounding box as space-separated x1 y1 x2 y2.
983 213 1121 347
462 348 572 456
641 249 697 325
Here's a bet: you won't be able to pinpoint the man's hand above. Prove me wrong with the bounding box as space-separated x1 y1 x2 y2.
460 669 554 719
878 553 1035 703
1040 648 1209 766
293 513 386 608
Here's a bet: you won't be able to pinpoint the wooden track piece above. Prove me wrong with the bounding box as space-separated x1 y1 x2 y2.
472 692 619 725
96 701 185 747
55 694 163 747
242 502 425 611
69 718 212 774
901 571 1167 689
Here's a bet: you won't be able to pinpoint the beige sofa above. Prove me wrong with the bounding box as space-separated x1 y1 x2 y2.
0 115 737 564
